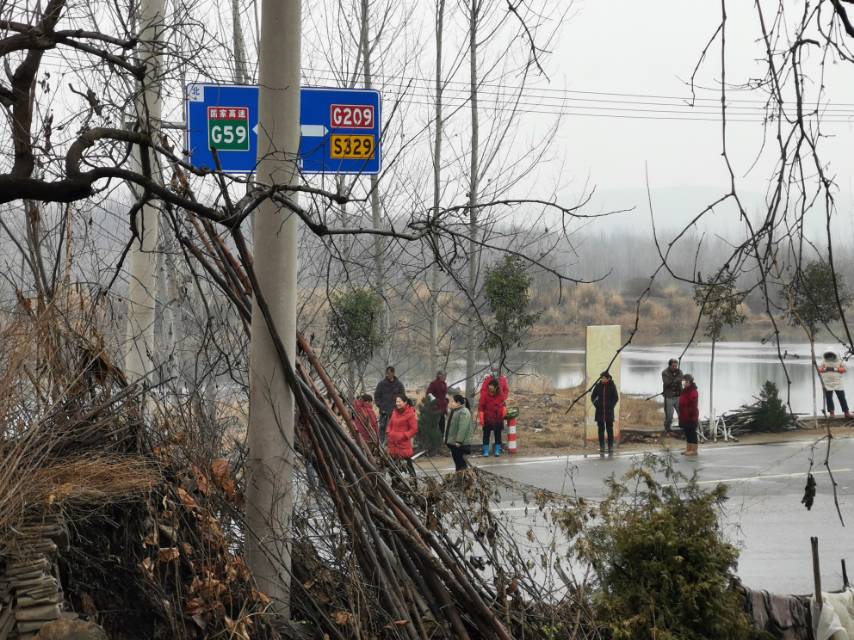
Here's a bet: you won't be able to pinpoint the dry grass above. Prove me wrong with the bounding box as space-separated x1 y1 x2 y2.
509 385 663 450
26 455 157 506
0 289 149 549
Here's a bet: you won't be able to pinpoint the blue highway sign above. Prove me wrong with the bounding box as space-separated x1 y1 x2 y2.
185 84 382 175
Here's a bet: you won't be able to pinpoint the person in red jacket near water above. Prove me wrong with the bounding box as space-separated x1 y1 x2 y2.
479 376 509 457
353 394 379 443
386 395 419 478
678 374 700 457
426 371 449 442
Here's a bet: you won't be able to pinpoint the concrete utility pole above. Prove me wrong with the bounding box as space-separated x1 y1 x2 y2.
124 0 165 382
245 0 300 614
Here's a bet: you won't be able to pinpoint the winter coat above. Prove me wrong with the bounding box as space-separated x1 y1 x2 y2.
353 398 379 442
678 383 700 424
591 380 619 423
445 406 474 446
819 353 847 391
375 376 405 413
427 378 449 413
478 377 509 426
662 367 684 398
386 404 418 459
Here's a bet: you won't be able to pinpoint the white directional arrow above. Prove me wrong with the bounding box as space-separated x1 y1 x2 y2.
300 124 328 137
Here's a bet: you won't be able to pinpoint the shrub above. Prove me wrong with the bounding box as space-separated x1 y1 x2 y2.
573 457 761 640
750 381 789 432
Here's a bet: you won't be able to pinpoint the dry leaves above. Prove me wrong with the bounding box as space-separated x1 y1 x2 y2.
211 457 240 502
177 487 199 510
332 611 354 626
158 547 180 563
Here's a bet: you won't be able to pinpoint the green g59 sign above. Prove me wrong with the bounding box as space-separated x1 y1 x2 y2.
207 106 250 152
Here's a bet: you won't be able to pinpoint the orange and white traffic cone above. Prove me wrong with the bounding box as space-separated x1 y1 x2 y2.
507 417 518 454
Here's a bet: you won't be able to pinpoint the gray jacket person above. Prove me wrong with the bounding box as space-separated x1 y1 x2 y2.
661 359 683 433
375 366 405 441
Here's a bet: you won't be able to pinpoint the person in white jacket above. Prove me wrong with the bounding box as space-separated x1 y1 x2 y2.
819 351 851 419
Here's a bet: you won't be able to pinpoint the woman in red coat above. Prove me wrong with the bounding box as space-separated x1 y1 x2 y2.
678 374 700 456
353 393 379 443
479 377 509 457
386 395 419 477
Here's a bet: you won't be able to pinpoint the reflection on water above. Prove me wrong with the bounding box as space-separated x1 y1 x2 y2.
442 342 848 418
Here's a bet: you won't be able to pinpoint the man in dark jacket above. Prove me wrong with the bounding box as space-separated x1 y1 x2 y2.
661 358 683 434
375 366 405 443
591 371 619 456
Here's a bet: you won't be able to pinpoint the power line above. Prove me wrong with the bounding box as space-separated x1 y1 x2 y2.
28 55 854 125
383 88 854 120
36 50 854 110
301 66 854 109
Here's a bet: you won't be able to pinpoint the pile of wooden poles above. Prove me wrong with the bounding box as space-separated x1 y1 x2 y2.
182 219 596 638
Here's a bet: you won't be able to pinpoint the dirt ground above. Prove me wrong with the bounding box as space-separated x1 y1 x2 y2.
505 385 663 450
416 383 854 464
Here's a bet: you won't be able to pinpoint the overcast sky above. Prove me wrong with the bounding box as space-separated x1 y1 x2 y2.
519 0 854 238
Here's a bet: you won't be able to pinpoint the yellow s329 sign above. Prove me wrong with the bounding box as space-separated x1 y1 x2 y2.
330 135 376 160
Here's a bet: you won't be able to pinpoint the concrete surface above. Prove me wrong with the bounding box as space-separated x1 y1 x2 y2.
428 436 854 594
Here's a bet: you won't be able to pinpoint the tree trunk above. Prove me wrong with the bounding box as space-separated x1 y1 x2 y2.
709 338 716 441
124 0 165 383
231 0 249 84
360 0 388 343
347 364 357 404
811 336 820 428
465 0 480 405
429 0 446 378
245 0 300 615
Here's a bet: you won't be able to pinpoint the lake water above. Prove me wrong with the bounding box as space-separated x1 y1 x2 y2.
438 341 850 418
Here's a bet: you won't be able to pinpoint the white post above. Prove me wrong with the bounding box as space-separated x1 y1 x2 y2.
245 0 300 614
124 0 165 382
585 325 622 444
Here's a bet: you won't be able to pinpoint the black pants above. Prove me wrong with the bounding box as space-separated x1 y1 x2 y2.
597 420 614 450
681 421 698 444
483 421 503 446
450 445 469 471
825 390 850 414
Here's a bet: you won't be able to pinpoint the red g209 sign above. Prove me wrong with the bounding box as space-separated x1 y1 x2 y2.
331 104 375 129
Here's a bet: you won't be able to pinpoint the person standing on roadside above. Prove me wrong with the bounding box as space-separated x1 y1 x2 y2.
479 378 508 457
427 370 449 439
375 366 405 443
819 351 851 419
679 374 700 456
591 371 619 457
353 393 379 443
445 394 474 471
386 394 419 479
661 358 683 435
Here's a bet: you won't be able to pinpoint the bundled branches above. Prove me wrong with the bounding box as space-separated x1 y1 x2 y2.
173 208 603 637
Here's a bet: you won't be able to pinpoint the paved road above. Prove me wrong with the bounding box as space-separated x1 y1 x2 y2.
430 437 854 594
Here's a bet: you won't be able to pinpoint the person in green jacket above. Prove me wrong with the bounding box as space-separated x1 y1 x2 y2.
446 394 474 471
